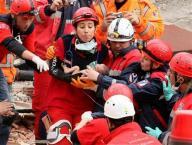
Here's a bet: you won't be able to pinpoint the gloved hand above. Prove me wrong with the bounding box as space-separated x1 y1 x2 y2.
32 56 49 72
71 77 96 89
162 75 175 101
46 45 55 60
74 111 93 130
145 126 162 139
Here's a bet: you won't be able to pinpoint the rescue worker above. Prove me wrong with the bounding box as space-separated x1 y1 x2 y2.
145 52 192 144
93 0 164 43
71 83 161 145
0 0 35 98
33 0 65 140
79 17 141 111
0 0 49 144
46 7 109 145
33 0 93 140
83 38 173 131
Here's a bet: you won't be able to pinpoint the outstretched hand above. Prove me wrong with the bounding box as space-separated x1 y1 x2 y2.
162 75 175 101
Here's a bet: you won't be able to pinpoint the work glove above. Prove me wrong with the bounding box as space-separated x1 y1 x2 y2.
32 56 49 72
71 77 96 89
145 126 162 139
162 76 175 101
46 45 55 60
74 111 93 130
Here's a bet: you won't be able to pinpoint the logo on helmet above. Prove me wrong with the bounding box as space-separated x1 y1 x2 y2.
109 32 120 39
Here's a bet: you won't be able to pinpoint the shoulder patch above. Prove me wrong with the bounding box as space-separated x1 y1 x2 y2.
137 79 149 87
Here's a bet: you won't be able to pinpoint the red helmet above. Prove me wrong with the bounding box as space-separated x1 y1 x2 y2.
10 0 36 15
104 83 133 101
169 52 192 78
143 39 173 64
169 109 192 144
72 7 99 26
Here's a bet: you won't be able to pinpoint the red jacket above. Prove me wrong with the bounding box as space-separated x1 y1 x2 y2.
0 22 11 61
173 93 192 113
108 48 141 76
77 118 110 145
104 122 162 145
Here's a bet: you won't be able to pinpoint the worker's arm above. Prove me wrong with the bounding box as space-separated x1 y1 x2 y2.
134 0 164 40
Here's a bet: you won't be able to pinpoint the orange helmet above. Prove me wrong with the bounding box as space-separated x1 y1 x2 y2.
143 39 173 64
169 52 192 78
10 0 37 15
72 7 98 26
104 83 133 101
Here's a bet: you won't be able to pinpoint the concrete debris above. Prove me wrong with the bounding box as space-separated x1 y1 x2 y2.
8 81 35 145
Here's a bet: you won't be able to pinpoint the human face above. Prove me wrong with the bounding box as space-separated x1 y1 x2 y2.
15 14 34 32
168 69 185 88
76 20 96 42
140 53 152 71
110 41 130 54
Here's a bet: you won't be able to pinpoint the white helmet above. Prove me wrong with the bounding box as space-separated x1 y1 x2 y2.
107 18 134 42
104 94 135 119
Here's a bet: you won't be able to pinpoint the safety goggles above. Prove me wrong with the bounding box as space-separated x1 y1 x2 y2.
74 13 98 21
19 9 38 17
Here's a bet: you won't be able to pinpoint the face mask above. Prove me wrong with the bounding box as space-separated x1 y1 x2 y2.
75 39 97 54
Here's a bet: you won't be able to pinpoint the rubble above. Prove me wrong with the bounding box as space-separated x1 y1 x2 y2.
5 1 192 144
8 81 35 145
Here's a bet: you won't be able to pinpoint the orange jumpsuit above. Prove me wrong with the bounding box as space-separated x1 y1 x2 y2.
93 0 164 43
0 0 7 14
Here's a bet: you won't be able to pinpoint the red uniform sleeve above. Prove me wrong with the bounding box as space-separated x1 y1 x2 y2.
0 22 12 43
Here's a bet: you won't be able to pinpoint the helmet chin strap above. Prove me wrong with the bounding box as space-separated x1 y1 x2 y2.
75 38 97 54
